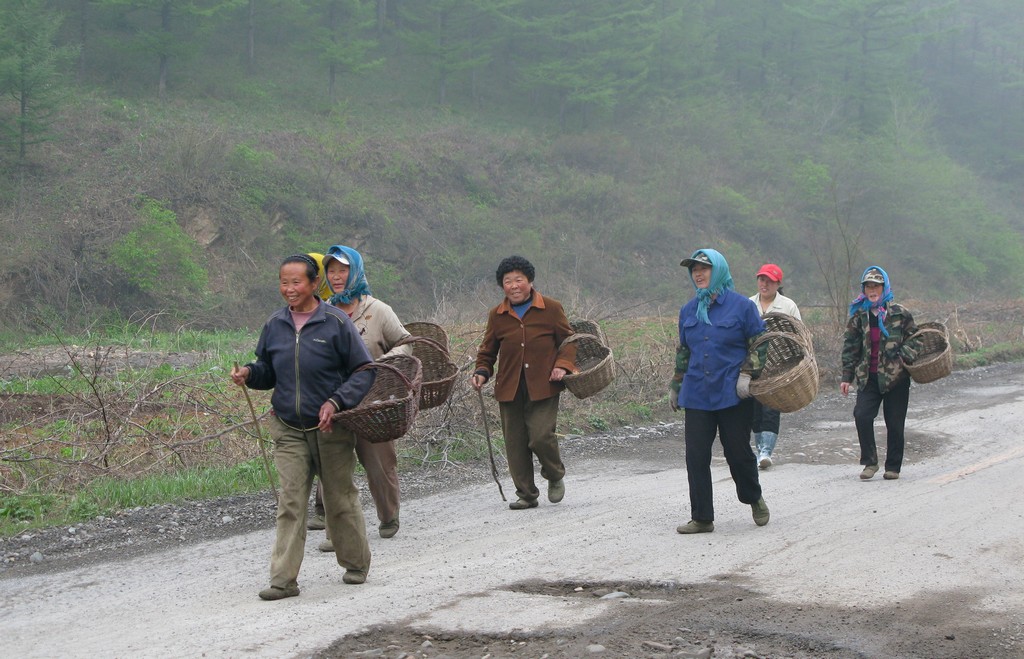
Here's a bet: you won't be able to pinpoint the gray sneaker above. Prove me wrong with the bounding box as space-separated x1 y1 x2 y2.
258 584 299 600
307 513 325 530
883 470 900 480
318 538 334 552
676 520 714 534
343 569 367 585
548 479 565 503
860 464 879 480
379 515 400 539
509 498 538 510
751 498 770 526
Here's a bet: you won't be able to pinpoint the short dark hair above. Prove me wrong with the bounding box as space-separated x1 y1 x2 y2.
496 255 535 286
282 254 319 282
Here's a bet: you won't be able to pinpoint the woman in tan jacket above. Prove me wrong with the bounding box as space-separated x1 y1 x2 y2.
313 245 411 548
471 256 577 510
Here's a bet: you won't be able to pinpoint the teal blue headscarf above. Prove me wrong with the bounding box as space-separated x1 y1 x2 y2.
687 248 734 325
324 245 372 306
848 265 893 337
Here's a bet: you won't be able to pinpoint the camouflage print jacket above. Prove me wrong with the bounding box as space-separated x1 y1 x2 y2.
841 302 920 394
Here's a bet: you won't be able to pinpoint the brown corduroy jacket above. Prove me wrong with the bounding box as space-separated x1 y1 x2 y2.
474 289 577 402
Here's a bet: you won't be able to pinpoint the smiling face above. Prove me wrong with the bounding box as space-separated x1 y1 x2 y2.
502 270 532 305
690 263 712 289
863 281 884 303
326 259 350 294
279 262 318 311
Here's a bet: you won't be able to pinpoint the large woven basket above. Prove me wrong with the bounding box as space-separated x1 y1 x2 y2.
748 331 819 413
560 332 615 399
762 312 814 355
395 334 458 410
905 321 952 384
570 319 607 345
403 321 450 352
332 355 422 443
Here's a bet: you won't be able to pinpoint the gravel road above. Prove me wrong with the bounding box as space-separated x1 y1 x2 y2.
2 362 1023 658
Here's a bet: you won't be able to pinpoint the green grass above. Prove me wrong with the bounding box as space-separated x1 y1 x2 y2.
0 459 275 537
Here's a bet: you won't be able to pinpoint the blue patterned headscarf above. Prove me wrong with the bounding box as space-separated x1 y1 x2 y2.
848 265 893 336
323 244 372 306
687 248 734 325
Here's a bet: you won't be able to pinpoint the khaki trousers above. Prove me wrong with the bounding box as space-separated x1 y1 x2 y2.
499 383 564 502
268 416 370 589
354 436 400 523
314 436 400 524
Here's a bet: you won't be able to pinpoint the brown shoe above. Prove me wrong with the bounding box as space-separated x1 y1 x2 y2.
676 520 714 534
307 513 325 530
860 464 879 480
883 470 900 480
318 538 334 552
258 584 299 600
343 569 367 585
509 498 538 510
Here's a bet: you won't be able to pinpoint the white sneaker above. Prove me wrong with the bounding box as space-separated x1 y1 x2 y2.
758 453 772 469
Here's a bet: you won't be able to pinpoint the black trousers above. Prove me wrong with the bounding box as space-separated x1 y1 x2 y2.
684 400 763 522
853 374 911 473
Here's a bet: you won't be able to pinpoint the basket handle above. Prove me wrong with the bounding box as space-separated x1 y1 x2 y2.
355 359 415 393
395 334 450 357
749 330 812 351
558 332 602 350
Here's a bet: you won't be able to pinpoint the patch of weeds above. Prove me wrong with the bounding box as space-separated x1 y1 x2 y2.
587 415 610 431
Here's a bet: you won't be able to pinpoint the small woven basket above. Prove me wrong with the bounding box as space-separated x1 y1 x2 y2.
395 334 458 410
905 321 952 384
748 331 819 413
560 332 615 399
332 355 422 443
762 312 814 355
403 321 450 352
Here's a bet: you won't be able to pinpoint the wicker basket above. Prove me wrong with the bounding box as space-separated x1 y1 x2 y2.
905 321 952 384
395 334 458 410
403 321 450 352
748 331 819 413
560 332 615 399
570 319 607 345
762 312 814 356
332 354 422 443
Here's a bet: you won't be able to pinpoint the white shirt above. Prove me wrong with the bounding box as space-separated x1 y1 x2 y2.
749 292 802 320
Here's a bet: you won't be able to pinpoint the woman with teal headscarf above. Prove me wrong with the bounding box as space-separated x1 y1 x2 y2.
309 245 412 548
670 249 770 535
840 266 919 481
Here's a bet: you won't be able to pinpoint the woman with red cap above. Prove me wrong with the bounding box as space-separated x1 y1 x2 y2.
748 263 802 469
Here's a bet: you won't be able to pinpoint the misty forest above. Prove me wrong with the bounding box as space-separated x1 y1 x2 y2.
2 0 1024 332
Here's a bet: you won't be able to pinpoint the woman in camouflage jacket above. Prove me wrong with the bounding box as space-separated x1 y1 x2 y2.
840 266 920 481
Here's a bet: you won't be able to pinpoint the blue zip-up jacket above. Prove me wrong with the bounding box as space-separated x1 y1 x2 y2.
244 301 375 430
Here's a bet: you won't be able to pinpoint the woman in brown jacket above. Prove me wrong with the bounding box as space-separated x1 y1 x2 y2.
471 256 577 510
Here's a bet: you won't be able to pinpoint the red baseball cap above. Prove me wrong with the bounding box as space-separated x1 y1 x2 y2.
756 263 783 282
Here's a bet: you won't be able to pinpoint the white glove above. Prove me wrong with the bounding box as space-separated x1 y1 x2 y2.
736 373 752 399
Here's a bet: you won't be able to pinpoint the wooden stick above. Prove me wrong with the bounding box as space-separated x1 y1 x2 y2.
235 362 278 505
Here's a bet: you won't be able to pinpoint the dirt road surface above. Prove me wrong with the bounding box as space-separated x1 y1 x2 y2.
3 363 1024 658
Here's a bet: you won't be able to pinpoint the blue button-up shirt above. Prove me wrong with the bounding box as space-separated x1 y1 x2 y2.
677 288 765 411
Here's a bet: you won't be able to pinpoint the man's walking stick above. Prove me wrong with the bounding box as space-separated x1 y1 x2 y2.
235 362 279 505
477 388 506 501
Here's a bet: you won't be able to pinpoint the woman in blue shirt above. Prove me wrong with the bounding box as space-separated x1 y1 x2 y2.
670 249 770 534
